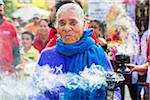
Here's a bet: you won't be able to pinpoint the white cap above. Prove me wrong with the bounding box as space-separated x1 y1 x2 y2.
0 0 4 5
33 13 40 19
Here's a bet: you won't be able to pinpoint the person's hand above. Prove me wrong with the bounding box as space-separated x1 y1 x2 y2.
15 64 25 71
125 63 139 72
126 63 149 73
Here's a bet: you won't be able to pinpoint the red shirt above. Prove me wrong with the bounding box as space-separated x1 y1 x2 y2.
87 24 97 43
45 28 59 48
46 34 59 48
147 36 150 59
33 33 51 53
0 17 19 72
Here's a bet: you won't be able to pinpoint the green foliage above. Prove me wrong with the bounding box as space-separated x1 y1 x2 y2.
3 0 16 18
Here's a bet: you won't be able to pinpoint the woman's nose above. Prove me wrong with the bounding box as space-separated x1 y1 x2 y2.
64 24 72 32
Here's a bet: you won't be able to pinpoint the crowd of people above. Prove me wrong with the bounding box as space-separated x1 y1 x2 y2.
0 0 150 99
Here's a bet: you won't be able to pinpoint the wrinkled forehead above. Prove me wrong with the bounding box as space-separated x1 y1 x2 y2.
57 10 80 20
58 18 80 25
55 3 84 27
56 3 84 20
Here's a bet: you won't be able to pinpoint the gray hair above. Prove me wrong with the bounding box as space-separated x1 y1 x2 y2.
55 3 84 27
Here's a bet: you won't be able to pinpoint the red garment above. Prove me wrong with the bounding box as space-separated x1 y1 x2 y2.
48 28 57 39
0 17 19 73
147 36 150 59
46 34 59 48
91 31 97 43
33 33 51 53
148 55 150 63
46 28 59 48
87 24 97 43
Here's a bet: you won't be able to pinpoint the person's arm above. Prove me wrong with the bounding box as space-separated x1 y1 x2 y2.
13 46 20 66
126 62 149 73
11 24 20 66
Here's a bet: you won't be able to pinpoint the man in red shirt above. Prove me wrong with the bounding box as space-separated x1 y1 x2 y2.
0 0 20 73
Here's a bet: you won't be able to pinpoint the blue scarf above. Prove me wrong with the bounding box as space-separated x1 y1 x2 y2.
56 29 107 73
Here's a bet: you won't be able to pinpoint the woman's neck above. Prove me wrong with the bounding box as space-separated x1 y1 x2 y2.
40 34 49 43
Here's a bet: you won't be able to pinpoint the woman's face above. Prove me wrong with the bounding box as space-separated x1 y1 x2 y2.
90 21 100 37
38 20 50 36
91 21 102 38
57 11 84 44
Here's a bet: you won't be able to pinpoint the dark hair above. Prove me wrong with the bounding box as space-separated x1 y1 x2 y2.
90 19 101 28
22 31 34 41
55 1 74 12
90 19 106 38
39 18 49 23
74 0 82 8
55 0 82 12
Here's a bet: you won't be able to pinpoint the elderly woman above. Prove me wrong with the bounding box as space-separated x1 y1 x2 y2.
37 3 121 100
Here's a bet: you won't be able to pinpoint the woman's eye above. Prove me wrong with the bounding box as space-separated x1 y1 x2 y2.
60 22 65 26
71 22 76 26
40 25 47 28
58 20 66 26
26 38 30 40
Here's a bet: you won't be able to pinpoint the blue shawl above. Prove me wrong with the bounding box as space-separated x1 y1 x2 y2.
56 29 108 73
41 29 108 100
